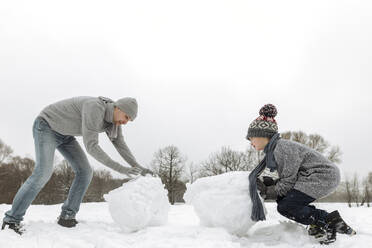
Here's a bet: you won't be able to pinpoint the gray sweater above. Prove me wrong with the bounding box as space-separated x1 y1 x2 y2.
39 96 141 174
273 139 340 199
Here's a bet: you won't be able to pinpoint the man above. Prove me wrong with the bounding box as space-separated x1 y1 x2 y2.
247 104 355 244
2 96 152 234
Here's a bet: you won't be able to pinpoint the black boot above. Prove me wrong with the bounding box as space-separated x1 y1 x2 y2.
310 218 336 245
326 211 356 236
57 216 78 228
313 210 356 245
310 224 336 245
320 225 337 245
1 221 24 235
308 224 326 238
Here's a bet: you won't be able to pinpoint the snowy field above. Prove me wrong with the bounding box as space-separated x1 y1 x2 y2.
0 202 371 248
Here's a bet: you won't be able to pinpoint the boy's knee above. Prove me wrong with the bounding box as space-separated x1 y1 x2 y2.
277 199 297 216
277 201 289 215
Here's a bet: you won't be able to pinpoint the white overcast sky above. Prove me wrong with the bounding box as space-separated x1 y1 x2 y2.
1 0 371 178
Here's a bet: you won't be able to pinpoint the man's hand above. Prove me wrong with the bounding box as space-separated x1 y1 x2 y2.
134 165 155 176
122 167 142 177
140 168 155 176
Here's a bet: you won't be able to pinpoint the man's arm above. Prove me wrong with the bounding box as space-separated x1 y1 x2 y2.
110 127 154 175
110 126 141 168
82 101 139 176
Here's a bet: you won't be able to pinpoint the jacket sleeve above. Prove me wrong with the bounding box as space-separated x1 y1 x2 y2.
109 126 141 168
273 144 302 197
81 101 128 174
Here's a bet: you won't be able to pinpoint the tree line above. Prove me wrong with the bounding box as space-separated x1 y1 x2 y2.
0 143 127 204
1 131 371 207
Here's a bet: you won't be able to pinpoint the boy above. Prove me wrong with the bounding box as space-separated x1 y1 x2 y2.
247 104 355 244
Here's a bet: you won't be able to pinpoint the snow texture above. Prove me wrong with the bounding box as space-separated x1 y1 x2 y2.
0 203 368 247
184 171 265 235
103 176 170 232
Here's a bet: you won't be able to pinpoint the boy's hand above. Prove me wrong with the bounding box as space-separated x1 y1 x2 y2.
262 176 276 186
265 185 278 200
256 178 278 200
256 178 267 197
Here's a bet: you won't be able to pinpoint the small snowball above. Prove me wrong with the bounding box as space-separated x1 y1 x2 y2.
104 176 170 232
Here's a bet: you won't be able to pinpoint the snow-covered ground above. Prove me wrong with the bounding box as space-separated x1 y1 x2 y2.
0 202 371 248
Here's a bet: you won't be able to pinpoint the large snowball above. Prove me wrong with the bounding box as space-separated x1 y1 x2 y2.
104 176 170 232
184 171 265 235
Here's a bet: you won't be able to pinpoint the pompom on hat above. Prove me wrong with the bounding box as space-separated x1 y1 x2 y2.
246 104 278 140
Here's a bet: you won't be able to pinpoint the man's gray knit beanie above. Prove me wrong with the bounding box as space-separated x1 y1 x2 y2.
115 97 138 121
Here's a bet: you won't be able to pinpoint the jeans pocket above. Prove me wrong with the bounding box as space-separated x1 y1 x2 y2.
35 118 50 132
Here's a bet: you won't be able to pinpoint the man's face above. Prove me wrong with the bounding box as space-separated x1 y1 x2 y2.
113 107 131 126
249 137 270 151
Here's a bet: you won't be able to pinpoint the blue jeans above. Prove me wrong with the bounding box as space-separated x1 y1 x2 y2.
276 189 329 225
3 117 93 223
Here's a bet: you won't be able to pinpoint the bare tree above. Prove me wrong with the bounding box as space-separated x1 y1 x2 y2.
281 131 342 164
307 134 328 153
291 131 308 145
345 176 352 207
243 147 264 168
0 139 13 164
319 182 349 203
244 147 270 176
151 145 186 204
0 150 129 204
200 147 253 177
361 178 371 207
10 156 35 187
0 156 34 204
85 170 114 202
184 162 200 184
351 173 360 207
361 173 372 207
327 146 342 164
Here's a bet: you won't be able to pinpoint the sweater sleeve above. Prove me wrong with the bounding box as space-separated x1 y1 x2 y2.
81 101 128 174
109 126 141 168
273 143 302 196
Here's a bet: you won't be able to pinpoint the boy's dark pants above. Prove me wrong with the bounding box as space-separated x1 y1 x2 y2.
276 189 328 225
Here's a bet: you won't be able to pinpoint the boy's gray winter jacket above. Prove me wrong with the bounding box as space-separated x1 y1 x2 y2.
273 139 340 199
39 96 141 174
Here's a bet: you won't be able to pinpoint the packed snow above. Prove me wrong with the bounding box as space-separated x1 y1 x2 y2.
104 176 170 232
1 202 370 248
184 171 263 235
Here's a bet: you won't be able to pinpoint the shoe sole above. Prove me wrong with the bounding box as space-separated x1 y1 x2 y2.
1 222 24 235
57 219 78 228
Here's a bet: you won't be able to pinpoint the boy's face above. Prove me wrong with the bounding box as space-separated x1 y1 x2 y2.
113 107 131 126
249 137 270 151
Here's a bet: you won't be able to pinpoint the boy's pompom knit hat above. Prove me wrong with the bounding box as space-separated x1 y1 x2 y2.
246 104 278 140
